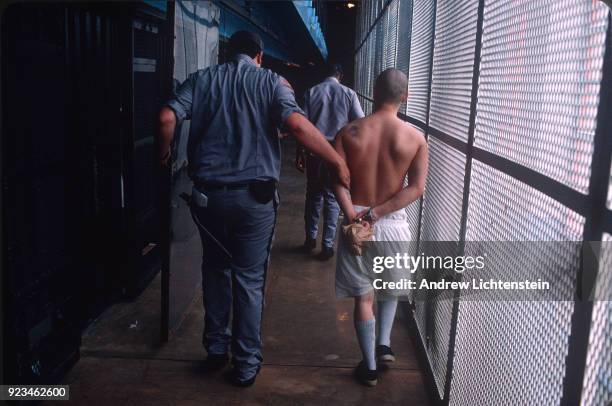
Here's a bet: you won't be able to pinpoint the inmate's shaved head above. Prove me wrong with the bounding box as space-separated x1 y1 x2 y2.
374 68 408 106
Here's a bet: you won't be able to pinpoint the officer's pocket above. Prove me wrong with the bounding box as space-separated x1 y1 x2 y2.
248 180 277 204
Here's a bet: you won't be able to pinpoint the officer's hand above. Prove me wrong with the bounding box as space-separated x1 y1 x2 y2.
295 151 305 173
335 159 350 189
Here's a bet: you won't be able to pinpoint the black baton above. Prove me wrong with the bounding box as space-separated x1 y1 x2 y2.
179 193 233 260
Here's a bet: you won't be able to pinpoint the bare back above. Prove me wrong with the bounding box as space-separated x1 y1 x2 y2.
336 111 425 208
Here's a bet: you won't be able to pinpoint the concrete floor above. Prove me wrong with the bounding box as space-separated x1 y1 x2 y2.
46 140 432 406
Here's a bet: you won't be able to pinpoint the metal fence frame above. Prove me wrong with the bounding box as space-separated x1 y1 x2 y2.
353 1 612 405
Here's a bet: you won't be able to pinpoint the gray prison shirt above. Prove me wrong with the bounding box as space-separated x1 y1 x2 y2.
303 77 365 142
165 53 305 184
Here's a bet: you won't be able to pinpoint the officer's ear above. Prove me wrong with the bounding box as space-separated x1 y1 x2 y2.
254 51 263 67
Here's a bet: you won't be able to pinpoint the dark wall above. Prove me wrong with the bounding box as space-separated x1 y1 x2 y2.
1 2 171 384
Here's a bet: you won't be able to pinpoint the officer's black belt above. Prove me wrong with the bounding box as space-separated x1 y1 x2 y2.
196 181 252 191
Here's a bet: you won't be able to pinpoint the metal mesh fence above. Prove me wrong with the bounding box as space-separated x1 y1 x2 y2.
465 161 585 242
450 300 575 406
383 0 399 70
416 137 467 396
405 0 435 120
420 137 466 243
449 160 584 406
428 0 478 141
396 0 412 114
473 0 609 194
608 164 612 209
581 233 612 406
353 0 611 404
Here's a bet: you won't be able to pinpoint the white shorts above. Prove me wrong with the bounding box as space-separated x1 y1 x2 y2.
335 205 413 298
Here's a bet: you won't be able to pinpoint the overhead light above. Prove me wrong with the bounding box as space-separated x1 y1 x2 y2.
347 2 355 9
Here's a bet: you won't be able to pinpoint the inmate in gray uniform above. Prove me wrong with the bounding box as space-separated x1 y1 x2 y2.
302 76 364 251
165 53 303 382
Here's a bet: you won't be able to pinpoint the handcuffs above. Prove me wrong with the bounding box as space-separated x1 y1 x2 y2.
354 207 378 224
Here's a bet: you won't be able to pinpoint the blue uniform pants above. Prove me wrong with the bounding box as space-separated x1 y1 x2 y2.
193 187 277 380
304 154 340 249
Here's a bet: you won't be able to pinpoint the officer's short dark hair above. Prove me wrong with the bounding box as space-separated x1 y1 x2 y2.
228 30 264 58
325 62 343 78
374 68 408 105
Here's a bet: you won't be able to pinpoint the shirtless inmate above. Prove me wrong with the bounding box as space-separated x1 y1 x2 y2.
332 68 428 386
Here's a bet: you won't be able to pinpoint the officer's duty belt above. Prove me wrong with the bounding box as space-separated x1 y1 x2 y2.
196 181 252 191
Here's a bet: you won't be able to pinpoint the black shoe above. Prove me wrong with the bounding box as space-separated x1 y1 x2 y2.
229 366 260 388
303 237 316 252
317 246 334 261
355 361 377 387
202 353 229 372
376 345 396 363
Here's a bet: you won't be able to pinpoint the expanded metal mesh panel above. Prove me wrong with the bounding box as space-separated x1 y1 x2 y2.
357 38 366 97
414 293 427 340
404 196 420 304
356 1 611 404
407 123 425 322
581 233 612 406
405 199 420 243
383 0 399 70
450 300 575 406
356 0 366 46
449 161 584 406
416 137 466 397
430 294 454 397
428 0 478 141
413 277 455 400
365 33 376 98
608 164 612 210
357 0 375 45
380 5 389 70
355 42 367 100
355 0 384 101
355 50 361 97
355 0 402 102
396 0 413 113
466 162 585 242
359 95 374 116
473 0 610 194
375 0 385 19
406 0 435 120
374 20 384 77
405 124 425 249
396 0 412 75
420 137 466 242
355 39 367 94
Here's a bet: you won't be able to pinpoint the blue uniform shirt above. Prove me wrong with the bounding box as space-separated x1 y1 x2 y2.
165 54 305 183
303 77 365 142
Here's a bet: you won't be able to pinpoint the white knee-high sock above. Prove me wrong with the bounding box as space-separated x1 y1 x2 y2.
377 299 398 347
355 318 376 370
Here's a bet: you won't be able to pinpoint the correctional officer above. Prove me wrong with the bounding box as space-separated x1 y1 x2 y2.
296 63 364 260
158 31 350 387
